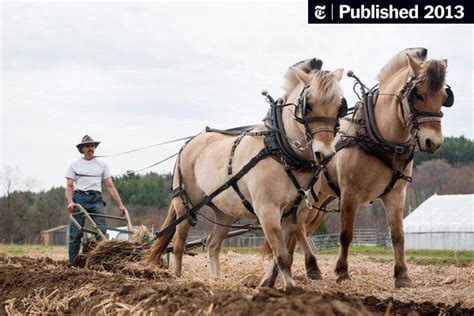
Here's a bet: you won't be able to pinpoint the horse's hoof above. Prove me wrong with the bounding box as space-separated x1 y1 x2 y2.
395 277 414 288
336 273 351 283
259 278 276 288
307 272 323 280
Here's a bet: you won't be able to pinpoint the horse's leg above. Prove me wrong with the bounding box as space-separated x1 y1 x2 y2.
206 206 235 277
382 191 413 288
260 259 280 288
335 196 359 282
260 224 296 288
296 230 322 280
258 207 294 290
172 199 191 277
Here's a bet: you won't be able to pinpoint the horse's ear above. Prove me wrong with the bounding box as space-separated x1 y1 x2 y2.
441 59 448 69
290 67 311 85
406 53 422 75
332 68 344 81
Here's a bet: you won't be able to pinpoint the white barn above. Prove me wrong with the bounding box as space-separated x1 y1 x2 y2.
403 194 474 250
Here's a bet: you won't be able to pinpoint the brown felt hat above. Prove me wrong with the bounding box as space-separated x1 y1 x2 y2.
76 135 100 153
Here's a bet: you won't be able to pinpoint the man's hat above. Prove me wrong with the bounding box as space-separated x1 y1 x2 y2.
76 135 100 153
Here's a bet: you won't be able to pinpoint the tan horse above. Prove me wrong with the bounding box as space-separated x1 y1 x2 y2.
262 48 451 288
148 60 345 289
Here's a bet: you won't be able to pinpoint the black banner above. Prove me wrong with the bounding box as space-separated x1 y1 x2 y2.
308 0 474 24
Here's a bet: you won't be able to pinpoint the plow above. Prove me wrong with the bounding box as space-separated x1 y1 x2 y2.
71 203 256 268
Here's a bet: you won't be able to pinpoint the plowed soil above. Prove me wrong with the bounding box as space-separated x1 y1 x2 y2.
1 250 473 315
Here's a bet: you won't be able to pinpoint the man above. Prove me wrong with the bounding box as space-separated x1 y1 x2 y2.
65 135 128 262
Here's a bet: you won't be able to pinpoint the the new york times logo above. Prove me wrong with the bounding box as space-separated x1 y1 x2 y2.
308 0 473 24
314 5 326 19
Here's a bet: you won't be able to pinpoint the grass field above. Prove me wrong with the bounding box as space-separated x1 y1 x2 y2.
1 244 473 266
223 245 474 266
0 244 67 259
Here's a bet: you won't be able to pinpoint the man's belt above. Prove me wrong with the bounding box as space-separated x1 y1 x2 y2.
74 190 101 195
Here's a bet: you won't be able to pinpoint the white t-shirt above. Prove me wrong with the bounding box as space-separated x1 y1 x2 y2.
66 158 112 192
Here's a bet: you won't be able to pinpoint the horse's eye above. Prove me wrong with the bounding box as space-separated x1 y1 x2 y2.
305 104 313 113
415 93 424 102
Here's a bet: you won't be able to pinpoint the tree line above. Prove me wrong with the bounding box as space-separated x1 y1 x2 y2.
0 136 473 243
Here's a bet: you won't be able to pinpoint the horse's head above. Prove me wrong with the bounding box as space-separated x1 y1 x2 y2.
378 48 453 154
285 66 345 163
404 54 451 154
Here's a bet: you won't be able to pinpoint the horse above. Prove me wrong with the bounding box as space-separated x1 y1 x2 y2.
261 47 453 288
148 59 346 289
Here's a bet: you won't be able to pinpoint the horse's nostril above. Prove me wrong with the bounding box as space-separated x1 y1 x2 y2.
314 152 323 162
425 138 434 150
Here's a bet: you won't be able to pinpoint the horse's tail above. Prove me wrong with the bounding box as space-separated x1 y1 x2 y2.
148 203 177 266
261 232 298 259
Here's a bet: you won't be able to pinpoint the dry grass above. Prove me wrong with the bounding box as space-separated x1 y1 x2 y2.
175 251 474 308
2 231 473 314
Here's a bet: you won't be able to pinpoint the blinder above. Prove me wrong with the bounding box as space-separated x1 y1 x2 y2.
339 97 348 118
303 94 348 119
407 84 454 108
443 85 454 107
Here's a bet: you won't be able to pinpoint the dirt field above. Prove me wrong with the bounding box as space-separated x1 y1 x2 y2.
1 247 473 315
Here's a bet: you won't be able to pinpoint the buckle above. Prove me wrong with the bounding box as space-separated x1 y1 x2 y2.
394 146 405 154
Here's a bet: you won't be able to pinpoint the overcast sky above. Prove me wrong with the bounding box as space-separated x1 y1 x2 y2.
1 1 473 192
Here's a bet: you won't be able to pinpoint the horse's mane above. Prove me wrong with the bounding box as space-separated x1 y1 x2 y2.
310 70 343 104
377 47 428 82
292 58 323 74
417 59 446 92
282 58 323 94
282 58 342 102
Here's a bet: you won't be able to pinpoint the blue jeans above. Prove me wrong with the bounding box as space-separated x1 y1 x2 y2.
69 191 107 262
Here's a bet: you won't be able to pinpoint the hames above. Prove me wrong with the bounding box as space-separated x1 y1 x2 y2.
340 4 419 19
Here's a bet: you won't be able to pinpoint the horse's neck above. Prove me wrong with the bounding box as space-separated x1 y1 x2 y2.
281 103 314 160
375 68 412 144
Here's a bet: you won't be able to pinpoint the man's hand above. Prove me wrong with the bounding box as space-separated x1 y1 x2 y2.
119 205 127 217
67 202 77 213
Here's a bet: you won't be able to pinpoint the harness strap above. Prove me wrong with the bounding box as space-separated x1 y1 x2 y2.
156 147 272 239
282 167 304 224
382 169 413 196
309 126 334 136
281 195 303 224
322 166 341 197
228 133 247 175
284 166 302 191
173 142 198 226
230 182 255 214
335 136 356 152
416 117 442 124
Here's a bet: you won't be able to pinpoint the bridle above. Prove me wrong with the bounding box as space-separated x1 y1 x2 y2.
379 74 454 146
291 84 348 148
399 76 452 126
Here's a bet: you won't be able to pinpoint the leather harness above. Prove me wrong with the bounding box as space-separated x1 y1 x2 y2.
167 89 336 232
324 74 445 198
332 91 415 197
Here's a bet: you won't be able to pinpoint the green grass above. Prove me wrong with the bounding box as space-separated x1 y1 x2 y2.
2 244 472 267
220 245 474 266
317 246 474 266
0 244 67 258
222 247 262 255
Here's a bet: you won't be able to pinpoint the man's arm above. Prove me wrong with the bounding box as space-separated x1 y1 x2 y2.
104 178 127 216
65 178 76 213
